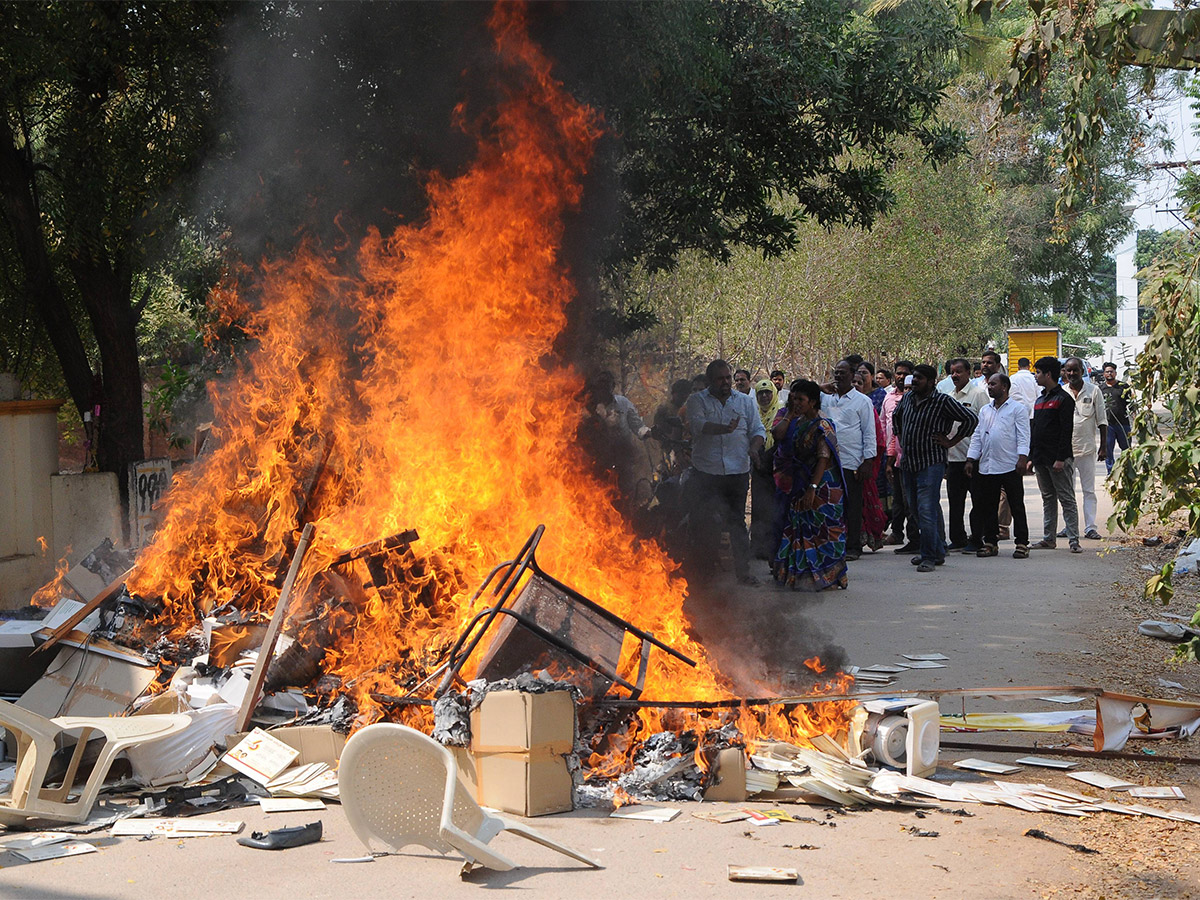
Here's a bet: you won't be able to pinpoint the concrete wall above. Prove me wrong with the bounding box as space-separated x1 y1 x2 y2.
0 400 63 608
51 472 122 564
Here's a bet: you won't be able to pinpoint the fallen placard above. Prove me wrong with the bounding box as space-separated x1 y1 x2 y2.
1067 771 1135 791
1014 756 1080 770
112 818 245 837
10 841 98 863
1128 786 1186 800
0 832 74 851
259 797 327 813
610 806 680 823
953 758 1023 775
728 865 799 883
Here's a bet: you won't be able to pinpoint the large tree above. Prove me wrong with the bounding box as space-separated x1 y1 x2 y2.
0 2 225 500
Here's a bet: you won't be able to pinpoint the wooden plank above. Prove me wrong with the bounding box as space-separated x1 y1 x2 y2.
236 523 315 734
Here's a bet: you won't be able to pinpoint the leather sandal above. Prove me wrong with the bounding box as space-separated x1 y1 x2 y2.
976 544 998 557
1012 544 1029 559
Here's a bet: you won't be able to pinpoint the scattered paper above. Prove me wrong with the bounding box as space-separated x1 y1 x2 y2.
895 660 947 669
222 728 300 785
10 841 98 863
1038 695 1088 704
953 758 1023 775
1014 756 1080 770
610 807 680 823
1067 771 1135 791
728 865 798 883
861 664 907 674
903 654 949 661
1128 786 1185 800
259 797 327 813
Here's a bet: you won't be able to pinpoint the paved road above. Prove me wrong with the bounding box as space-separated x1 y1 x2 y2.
5 478 1199 900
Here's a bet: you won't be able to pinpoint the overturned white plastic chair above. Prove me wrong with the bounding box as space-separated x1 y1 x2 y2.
0 699 190 824
339 723 601 873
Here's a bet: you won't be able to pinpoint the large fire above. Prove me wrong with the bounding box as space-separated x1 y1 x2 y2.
125 3 852 767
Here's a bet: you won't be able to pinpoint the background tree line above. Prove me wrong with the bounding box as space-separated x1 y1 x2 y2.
0 0 1177 518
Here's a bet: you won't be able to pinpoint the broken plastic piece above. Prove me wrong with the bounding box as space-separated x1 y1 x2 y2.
237 820 322 850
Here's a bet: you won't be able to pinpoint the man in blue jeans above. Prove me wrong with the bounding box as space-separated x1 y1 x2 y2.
893 364 979 572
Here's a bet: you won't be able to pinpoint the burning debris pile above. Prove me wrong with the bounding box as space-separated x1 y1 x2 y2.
2 4 874 850
18 0 858 776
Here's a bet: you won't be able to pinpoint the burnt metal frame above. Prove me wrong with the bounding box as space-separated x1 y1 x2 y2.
435 525 695 697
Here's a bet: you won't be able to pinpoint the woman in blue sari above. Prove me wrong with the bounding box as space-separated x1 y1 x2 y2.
771 379 849 591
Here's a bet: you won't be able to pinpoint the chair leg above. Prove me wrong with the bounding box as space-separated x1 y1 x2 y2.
440 823 518 872
39 728 95 804
499 819 603 868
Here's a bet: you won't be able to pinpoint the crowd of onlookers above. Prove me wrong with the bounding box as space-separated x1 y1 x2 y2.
582 352 1134 591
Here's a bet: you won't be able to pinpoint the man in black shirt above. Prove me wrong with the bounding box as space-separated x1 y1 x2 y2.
1100 362 1132 475
1028 356 1080 552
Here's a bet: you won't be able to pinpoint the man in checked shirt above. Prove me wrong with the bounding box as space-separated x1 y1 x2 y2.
893 364 979 572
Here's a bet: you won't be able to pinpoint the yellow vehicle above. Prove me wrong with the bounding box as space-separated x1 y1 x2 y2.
1006 327 1061 375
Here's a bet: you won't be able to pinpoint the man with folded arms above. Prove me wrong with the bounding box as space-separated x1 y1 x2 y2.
965 373 1030 558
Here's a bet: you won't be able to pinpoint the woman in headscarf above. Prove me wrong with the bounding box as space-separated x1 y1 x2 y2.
750 377 782 559
772 379 848 591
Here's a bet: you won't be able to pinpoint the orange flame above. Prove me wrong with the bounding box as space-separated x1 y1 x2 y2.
30 549 75 609
124 2 853 763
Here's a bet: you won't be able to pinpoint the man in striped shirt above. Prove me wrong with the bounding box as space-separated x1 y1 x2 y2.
893 364 979 572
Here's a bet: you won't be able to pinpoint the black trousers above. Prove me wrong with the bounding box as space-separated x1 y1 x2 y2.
945 461 971 546
750 464 777 560
690 470 752 579
843 467 863 554
975 469 1029 546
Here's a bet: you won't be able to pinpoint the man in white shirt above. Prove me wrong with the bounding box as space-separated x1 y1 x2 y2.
1061 357 1106 540
686 358 766 584
944 358 988 549
1009 356 1039 418
965 373 1030 557
823 358 877 560
969 349 1003 390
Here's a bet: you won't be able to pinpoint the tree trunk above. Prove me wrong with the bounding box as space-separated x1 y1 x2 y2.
0 124 94 418
69 256 144 522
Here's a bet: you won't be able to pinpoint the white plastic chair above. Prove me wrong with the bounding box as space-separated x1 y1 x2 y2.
0 699 190 824
338 723 601 872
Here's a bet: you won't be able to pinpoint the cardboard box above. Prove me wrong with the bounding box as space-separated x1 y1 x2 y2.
703 747 747 802
465 689 574 817
225 725 346 767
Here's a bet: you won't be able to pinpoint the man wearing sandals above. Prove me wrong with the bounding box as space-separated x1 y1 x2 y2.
965 373 1030 558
